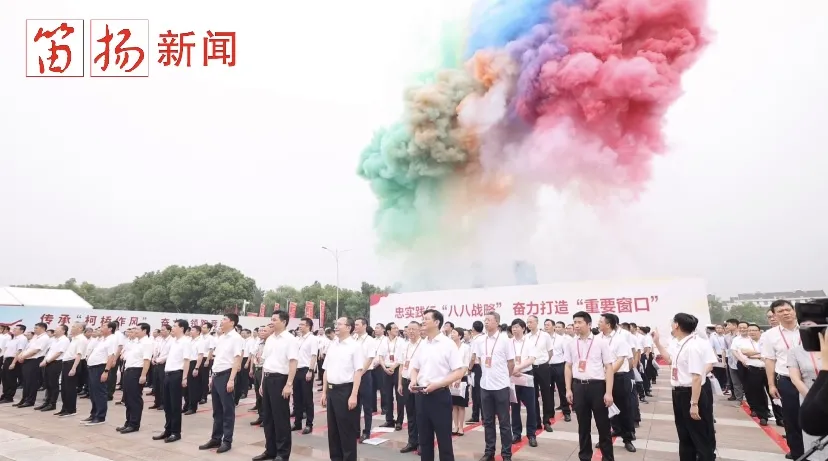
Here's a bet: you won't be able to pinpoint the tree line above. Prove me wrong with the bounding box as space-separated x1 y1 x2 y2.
17 263 389 329
707 294 769 325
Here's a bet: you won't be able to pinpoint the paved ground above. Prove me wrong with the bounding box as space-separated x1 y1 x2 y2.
0 370 790 461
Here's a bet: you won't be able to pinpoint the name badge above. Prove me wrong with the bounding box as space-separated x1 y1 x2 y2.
577 360 586 373
404 360 409 370
389 354 395 362
485 357 492 368
671 367 678 381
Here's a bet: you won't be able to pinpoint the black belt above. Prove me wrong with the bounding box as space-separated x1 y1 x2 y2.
573 379 603 384
327 382 353 389
263 371 287 378
88 364 105 369
165 370 183 375
522 369 535 376
212 369 231 377
672 386 692 393
778 375 792 381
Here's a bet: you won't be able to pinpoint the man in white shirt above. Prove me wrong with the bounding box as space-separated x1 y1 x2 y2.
78 327 96 397
150 325 172 410
526 315 554 432
730 322 771 424
651 313 715 461
762 299 803 459
250 325 270 426
185 326 206 415
151 320 191 443
564 312 616 461
293 317 319 433
379 321 404 430
470 311 515 461
118 322 152 432
466 320 485 424
15 322 50 407
353 317 377 442
254 310 299 461
0 326 9 386
234 328 252 405
198 314 244 454
409 309 465 461
397 321 422 454
83 321 119 425
200 322 216 404
599 315 636 453
56 323 87 416
38 324 70 411
0 325 27 403
321 317 366 461
317 329 331 381
546 320 572 422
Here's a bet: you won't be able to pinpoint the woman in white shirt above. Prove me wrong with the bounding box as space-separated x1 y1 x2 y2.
450 327 471 436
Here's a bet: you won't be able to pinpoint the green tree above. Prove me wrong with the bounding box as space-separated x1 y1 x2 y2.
728 302 767 325
708 294 726 324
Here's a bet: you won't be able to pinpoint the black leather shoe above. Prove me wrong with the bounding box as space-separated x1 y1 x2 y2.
301 426 312 435
564 414 571 422
400 444 417 453
17 402 33 408
395 423 402 431
624 442 636 453
528 436 538 447
252 453 275 461
152 433 170 441
544 424 554 432
116 426 126 432
291 425 302 431
33 404 46 411
120 426 138 434
184 410 196 415
359 434 368 443
216 442 231 453
199 439 221 450
478 456 495 461
164 434 181 443
380 422 395 428
40 404 56 412
512 435 521 444
250 419 262 426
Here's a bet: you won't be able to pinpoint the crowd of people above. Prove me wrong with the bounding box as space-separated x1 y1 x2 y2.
0 298 823 461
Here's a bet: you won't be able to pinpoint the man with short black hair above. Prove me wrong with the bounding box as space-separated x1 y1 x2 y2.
354 317 377 442
16 322 49 408
38 324 69 411
293 317 319 433
83 321 119 425
57 323 87 417
152 319 191 443
199 313 244 454
118 322 152 432
466 320 484 423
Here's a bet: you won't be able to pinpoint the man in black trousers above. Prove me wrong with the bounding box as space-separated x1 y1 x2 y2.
57 322 87 417
150 325 171 410
15 322 49 408
152 319 190 443
119 323 152 433
0 325 26 404
397 321 422 453
199 314 244 454
466 320 484 423
38 324 69 411
184 326 205 415
321 316 364 461
200 322 215 404
254 310 298 461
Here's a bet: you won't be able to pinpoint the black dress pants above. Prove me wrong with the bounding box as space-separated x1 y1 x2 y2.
123 367 144 429
211 370 236 443
234 357 250 404
610 372 635 443
186 362 201 411
533 363 553 426
470 364 482 420
60 361 78 413
294 367 315 426
163 370 183 435
401 378 418 446
481 387 512 457
671 387 715 461
416 388 454 461
21 358 43 404
549 362 571 415
262 373 292 458
573 380 613 461
152 364 165 407
357 370 373 435
44 361 61 404
383 368 401 424
743 366 770 419
777 375 803 458
326 383 358 461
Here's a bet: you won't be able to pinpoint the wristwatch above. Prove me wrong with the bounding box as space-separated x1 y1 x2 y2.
104 369 110 373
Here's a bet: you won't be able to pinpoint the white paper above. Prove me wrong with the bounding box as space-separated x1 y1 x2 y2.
469 372 475 387
709 376 724 396
608 404 620 418
449 382 468 397
773 398 782 407
362 438 388 446
510 373 535 388
633 368 643 383
509 383 518 403
370 427 395 433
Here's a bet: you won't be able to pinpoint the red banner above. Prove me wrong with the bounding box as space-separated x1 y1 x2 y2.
288 302 297 318
305 301 314 319
319 300 326 329
259 303 265 317
274 302 280 312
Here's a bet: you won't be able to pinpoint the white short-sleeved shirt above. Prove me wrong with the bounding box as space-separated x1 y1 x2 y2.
383 336 405 366
48 336 70 362
212 330 244 373
126 336 154 369
165 336 192 372
548 334 570 365
525 330 552 366
0 333 9 355
323 337 365 385
601 331 631 373
63 334 88 362
668 335 708 387
400 339 422 380
156 336 172 362
565 334 615 381
761 325 801 376
25 333 50 360
296 333 319 368
83 337 98 360
470 334 485 364
88 334 119 367
354 334 377 370
318 336 331 356
472 331 515 390
511 336 536 374
245 337 258 357
262 330 300 374
191 335 207 360
410 334 464 387
731 335 764 367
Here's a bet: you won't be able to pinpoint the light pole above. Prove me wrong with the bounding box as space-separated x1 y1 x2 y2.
322 246 351 320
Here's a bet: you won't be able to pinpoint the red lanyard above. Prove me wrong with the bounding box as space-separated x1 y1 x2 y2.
485 332 500 358
779 327 801 350
405 340 420 359
577 336 595 361
809 352 820 373
513 338 526 357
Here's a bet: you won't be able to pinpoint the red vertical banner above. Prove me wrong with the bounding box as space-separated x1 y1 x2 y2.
259 303 265 317
288 302 297 318
305 301 314 319
273 302 280 314
319 300 326 329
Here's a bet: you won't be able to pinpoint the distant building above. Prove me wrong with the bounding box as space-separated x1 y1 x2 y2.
723 290 826 310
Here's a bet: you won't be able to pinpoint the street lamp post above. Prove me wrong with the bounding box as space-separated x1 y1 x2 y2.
322 246 351 320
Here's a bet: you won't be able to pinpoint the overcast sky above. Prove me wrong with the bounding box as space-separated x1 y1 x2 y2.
1 0 826 298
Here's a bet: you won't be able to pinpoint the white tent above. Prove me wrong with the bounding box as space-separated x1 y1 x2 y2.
0 287 93 309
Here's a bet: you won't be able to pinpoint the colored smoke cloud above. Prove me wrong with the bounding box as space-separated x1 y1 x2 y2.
358 0 710 289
